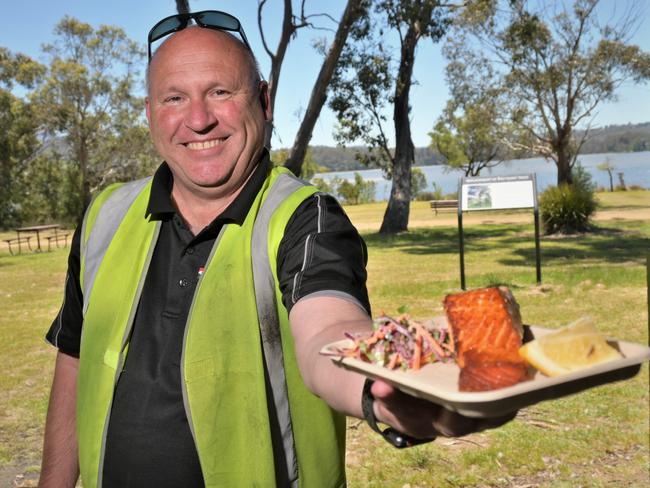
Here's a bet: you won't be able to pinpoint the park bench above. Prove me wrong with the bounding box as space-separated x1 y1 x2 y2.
430 199 459 215
45 230 70 251
4 236 33 255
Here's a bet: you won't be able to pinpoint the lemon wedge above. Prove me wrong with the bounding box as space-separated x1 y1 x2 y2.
519 317 623 377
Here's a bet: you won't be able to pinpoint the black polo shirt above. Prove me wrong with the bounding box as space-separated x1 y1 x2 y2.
46 153 370 487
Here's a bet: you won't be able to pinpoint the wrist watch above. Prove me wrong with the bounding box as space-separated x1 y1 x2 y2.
361 378 435 448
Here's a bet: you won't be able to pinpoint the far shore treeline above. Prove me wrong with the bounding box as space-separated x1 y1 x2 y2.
293 122 650 172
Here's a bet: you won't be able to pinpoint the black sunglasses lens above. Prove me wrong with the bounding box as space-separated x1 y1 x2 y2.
197 11 240 30
150 16 185 42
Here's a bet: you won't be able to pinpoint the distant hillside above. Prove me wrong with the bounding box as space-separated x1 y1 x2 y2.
308 146 441 172
279 121 650 172
579 122 650 154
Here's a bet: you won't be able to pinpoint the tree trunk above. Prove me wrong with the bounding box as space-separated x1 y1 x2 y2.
607 170 613 191
175 0 190 14
79 137 91 207
555 141 573 186
379 25 418 235
284 0 366 176
262 0 295 149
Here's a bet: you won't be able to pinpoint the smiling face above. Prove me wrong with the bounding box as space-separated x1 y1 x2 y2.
146 27 271 201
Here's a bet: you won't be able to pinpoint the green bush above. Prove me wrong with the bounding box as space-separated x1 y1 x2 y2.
310 177 334 194
573 162 596 193
411 168 428 200
415 182 445 202
539 183 597 234
333 173 376 205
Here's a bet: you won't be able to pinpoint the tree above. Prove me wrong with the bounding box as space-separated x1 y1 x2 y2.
33 17 145 215
430 100 507 177
335 173 376 204
596 157 614 191
283 0 369 175
430 33 512 176
175 0 190 14
330 0 451 234
453 0 650 185
410 167 428 199
271 145 322 178
258 0 325 148
19 147 68 224
0 48 45 227
254 0 367 173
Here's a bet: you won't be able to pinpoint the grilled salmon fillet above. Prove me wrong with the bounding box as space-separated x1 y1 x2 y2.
443 286 528 391
458 349 529 392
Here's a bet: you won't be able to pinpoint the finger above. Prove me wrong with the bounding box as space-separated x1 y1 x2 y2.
369 379 397 399
433 408 478 437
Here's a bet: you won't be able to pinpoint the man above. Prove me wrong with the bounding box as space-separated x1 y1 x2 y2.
40 13 513 488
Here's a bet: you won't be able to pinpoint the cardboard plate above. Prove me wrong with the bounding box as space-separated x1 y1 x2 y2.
321 326 650 418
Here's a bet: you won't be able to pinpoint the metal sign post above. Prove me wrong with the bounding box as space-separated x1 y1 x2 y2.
458 187 466 290
457 174 541 290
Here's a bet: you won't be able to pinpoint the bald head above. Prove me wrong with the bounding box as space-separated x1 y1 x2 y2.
144 24 272 205
146 26 261 95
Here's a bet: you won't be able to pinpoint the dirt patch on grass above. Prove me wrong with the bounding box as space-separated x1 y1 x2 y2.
0 463 40 487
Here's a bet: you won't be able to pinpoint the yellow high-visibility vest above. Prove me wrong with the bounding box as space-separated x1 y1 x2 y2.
77 166 346 487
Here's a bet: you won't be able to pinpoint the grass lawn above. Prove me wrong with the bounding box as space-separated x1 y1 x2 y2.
1 190 649 486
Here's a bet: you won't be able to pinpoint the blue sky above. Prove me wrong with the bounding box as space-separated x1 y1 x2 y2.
2 0 649 148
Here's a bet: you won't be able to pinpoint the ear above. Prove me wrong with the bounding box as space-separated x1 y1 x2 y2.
259 81 272 122
145 97 152 126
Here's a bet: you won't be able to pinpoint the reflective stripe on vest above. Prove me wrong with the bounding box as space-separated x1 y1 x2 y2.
81 178 151 314
251 173 311 485
81 170 317 486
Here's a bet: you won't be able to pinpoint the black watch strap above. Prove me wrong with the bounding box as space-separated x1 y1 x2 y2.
361 378 435 449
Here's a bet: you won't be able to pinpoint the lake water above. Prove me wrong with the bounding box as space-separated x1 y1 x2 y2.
313 151 650 200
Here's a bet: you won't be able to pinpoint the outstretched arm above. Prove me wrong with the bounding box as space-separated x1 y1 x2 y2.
290 296 371 418
290 296 516 440
39 350 80 488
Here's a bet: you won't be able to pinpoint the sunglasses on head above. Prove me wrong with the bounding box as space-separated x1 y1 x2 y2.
147 10 252 60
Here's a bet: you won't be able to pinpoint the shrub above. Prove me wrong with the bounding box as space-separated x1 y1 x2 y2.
411 168 428 200
415 191 437 201
311 177 334 194
573 162 596 193
539 183 597 234
415 182 445 201
334 173 376 205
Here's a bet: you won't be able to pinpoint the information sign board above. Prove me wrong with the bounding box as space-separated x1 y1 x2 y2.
460 175 536 211
457 174 541 289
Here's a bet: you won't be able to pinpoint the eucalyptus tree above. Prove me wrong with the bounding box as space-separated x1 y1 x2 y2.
451 0 650 185
175 0 190 14
282 0 369 175
429 33 512 177
0 48 44 227
330 0 454 234
33 17 145 215
256 0 368 176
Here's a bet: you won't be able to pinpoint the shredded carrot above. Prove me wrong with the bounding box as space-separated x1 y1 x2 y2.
412 334 423 370
336 313 455 372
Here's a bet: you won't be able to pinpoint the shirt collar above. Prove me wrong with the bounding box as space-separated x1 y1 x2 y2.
146 149 272 227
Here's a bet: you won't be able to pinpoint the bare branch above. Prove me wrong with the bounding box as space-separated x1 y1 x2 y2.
368 98 393 166
257 0 275 60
